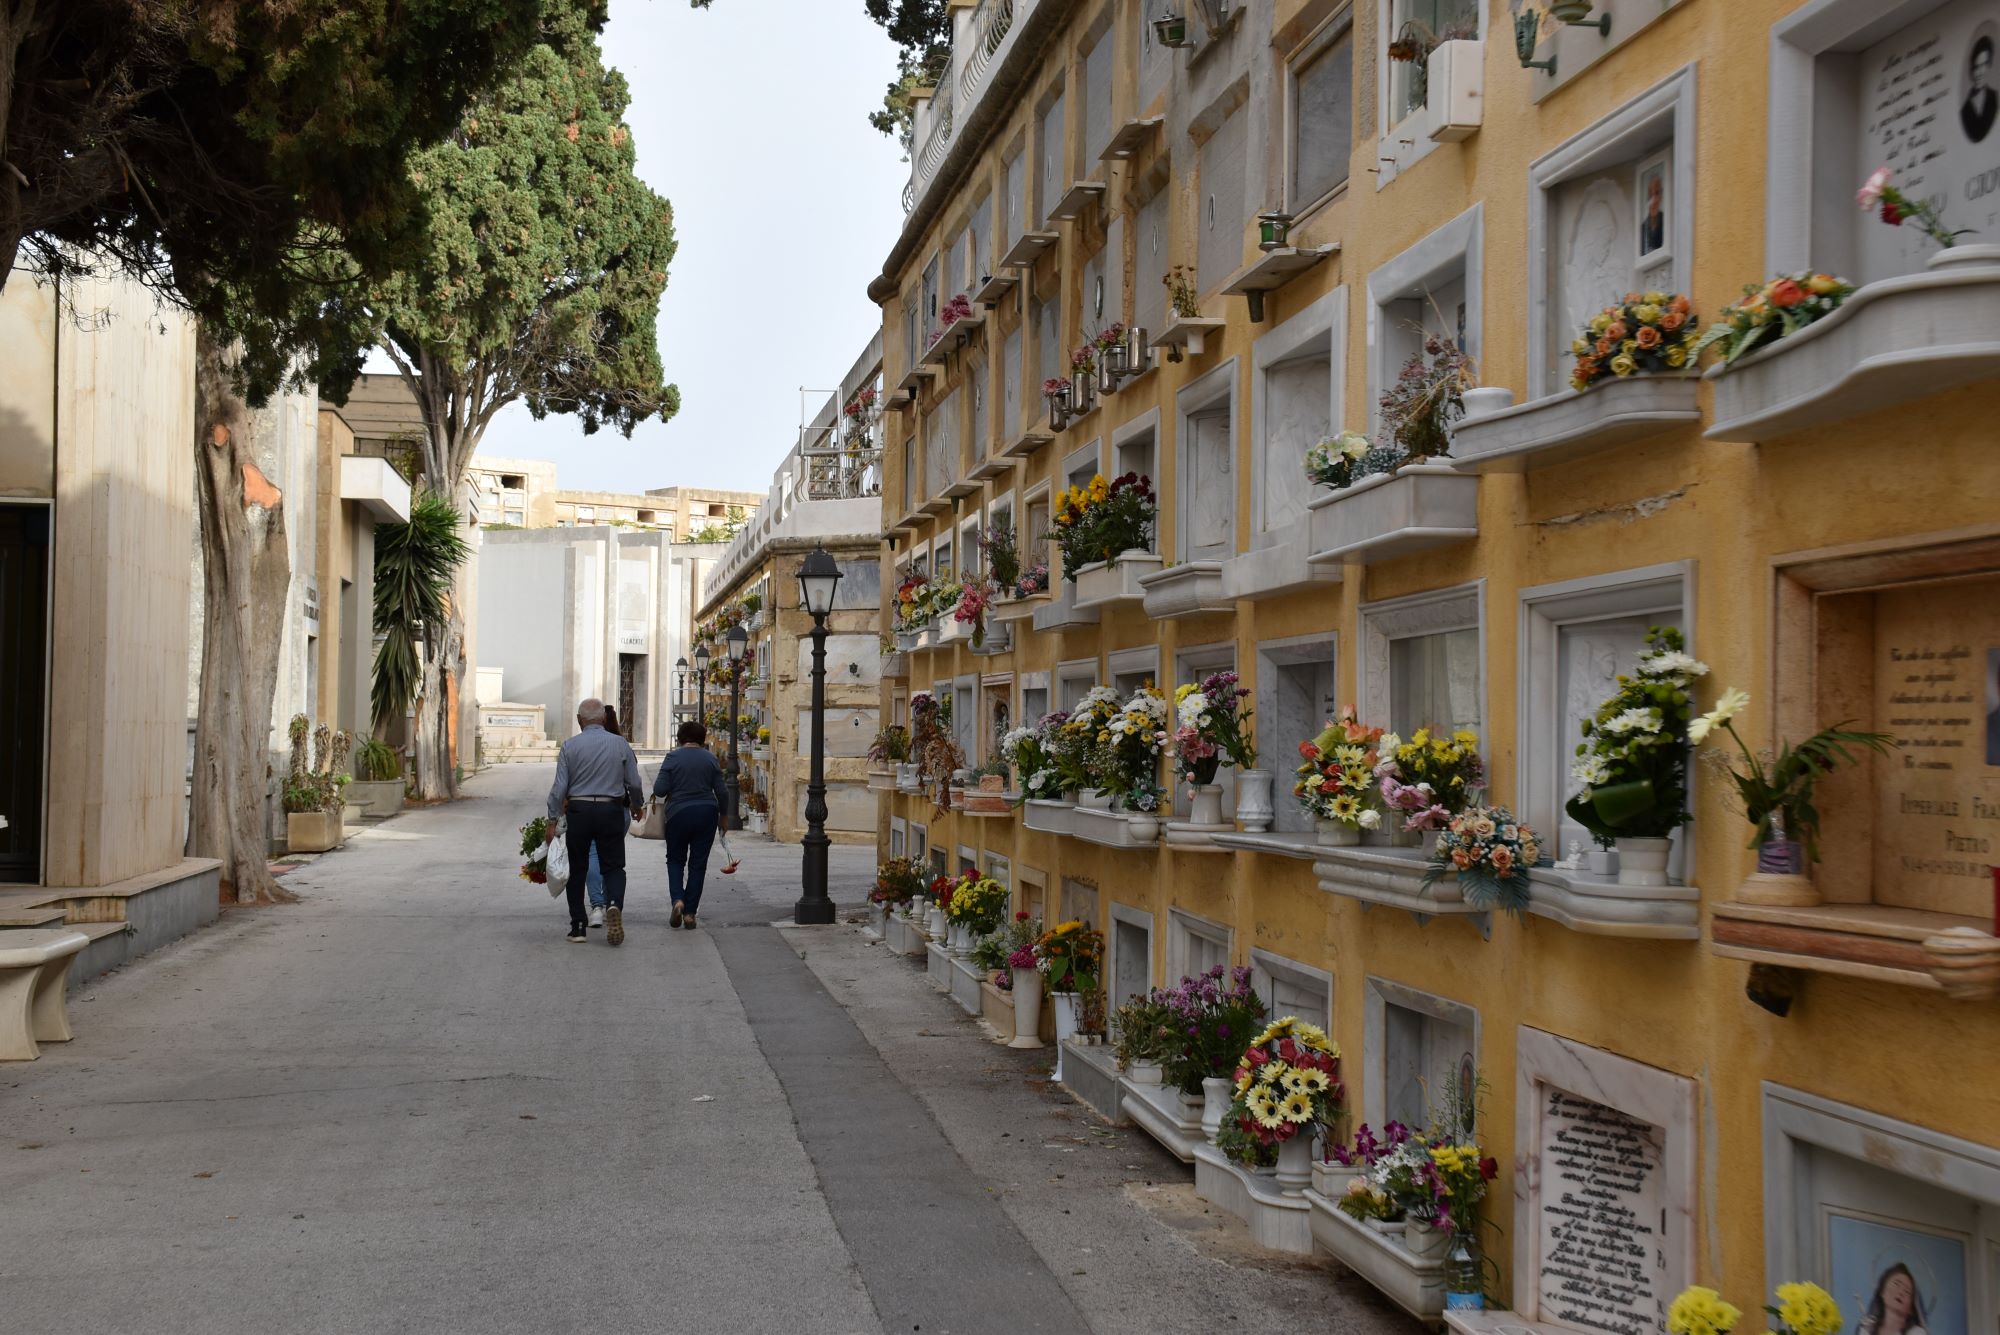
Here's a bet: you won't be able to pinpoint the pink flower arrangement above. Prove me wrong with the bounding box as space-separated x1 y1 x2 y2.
1857 166 1966 250
1013 561 1050 599
1042 377 1070 397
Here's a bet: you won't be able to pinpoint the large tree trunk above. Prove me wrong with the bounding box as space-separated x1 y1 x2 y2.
411 599 463 801
189 326 292 904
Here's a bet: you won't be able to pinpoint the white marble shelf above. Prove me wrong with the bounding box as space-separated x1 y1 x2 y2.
1221 529 1343 602
1151 314 1227 357
1211 831 1321 861
1048 180 1106 221
1314 845 1492 935
1000 425 1055 458
1137 561 1233 617
972 270 1016 306
1525 866 1700 939
999 230 1059 269
934 617 972 647
1021 799 1073 836
1194 1144 1313 1254
1449 377 1702 472
1705 246 2000 443
1120 1078 1205 1163
967 452 1014 483
1445 1310 1564 1335
989 591 1050 623
865 770 896 792
1100 115 1162 161
942 476 982 500
1161 820 1235 851
1074 553 1165 609
1071 806 1160 849
1305 1190 1447 1323
1030 582 1100 631
1306 465 1480 566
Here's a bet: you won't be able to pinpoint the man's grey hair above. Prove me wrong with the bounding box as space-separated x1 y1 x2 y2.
577 698 607 726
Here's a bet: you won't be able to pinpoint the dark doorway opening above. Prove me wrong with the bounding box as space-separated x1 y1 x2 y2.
0 504 50 883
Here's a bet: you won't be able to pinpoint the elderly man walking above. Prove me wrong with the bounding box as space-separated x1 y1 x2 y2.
548 698 644 946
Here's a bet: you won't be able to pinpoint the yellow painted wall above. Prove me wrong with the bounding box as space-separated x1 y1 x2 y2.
876 0 2000 1313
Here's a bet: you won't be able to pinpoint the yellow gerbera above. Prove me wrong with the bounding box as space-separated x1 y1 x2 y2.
1292 1068 1332 1093
1279 1091 1315 1123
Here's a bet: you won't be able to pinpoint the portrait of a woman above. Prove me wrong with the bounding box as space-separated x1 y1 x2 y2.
1859 1263 1931 1335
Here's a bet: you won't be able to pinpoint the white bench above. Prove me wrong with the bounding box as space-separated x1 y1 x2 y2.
0 929 90 1060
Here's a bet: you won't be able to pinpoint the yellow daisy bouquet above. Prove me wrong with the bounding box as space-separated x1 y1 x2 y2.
945 874 1009 936
1378 726 1486 832
1664 1280 1842 1335
1216 1016 1344 1169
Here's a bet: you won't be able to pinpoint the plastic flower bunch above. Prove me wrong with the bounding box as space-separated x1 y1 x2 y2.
1377 726 1486 832
1858 166 1967 250
1421 805 1544 912
1691 272 1855 366
1013 560 1050 599
1332 1122 1434 1222
1098 685 1169 810
1169 672 1254 790
870 857 926 905
1294 705 1386 829
1221 1017 1344 1166
1034 920 1105 995
1768 1282 1843 1335
1304 430 1375 489
1668 1286 1744 1335
1567 626 1706 844
1570 292 1700 391
946 874 1010 935
1423 1140 1499 1233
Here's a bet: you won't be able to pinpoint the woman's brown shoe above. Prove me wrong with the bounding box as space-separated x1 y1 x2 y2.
670 901 684 928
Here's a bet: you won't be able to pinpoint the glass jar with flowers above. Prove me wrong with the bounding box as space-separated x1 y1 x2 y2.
1377 727 1486 850
1295 706 1387 845
1566 627 1704 887
1169 672 1255 826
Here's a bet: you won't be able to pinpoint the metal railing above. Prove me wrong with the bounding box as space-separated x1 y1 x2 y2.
803 439 883 501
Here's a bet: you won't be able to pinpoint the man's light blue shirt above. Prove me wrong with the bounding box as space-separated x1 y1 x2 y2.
547 725 643 820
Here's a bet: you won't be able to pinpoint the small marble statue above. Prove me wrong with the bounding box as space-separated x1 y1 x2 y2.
1553 839 1585 871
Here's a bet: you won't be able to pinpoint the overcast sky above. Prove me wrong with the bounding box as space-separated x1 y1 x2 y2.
380 0 910 496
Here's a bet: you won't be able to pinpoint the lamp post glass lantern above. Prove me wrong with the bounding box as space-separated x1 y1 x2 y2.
795 547 842 925
725 624 748 830
674 656 689 713
694 642 710 731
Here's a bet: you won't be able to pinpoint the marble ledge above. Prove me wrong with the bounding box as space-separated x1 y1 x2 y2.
1305 1190 1447 1324
1120 1077 1204 1163
1710 900 2000 1000
1313 846 1492 934
1210 831 1320 861
1705 245 2000 443
1136 561 1232 618
1193 1144 1313 1254
1220 528 1342 602
1305 466 1479 566
1449 376 1702 473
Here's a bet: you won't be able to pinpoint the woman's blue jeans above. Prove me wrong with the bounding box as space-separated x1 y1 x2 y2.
665 802 719 915
585 847 606 909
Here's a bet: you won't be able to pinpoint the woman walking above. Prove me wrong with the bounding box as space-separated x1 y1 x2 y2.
652 720 730 929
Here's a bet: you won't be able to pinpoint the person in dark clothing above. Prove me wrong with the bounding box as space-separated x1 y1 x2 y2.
582 704 624 928
651 720 730 930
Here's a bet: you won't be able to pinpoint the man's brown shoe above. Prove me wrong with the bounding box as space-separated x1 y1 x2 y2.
670 901 684 929
606 905 624 947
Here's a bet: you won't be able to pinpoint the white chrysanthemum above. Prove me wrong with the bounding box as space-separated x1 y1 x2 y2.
1601 707 1660 736
1571 754 1611 787
1176 692 1209 729
1639 649 1709 680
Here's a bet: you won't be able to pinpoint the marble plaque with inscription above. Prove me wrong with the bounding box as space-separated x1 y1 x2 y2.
1856 0 2000 284
1533 1091 1668 1335
1872 577 2000 918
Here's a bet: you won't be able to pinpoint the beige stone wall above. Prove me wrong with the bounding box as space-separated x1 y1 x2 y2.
0 277 56 499
43 271 197 888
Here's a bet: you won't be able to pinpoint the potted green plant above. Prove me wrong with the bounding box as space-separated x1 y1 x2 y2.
1566 628 1703 886
282 715 350 853
347 737 405 816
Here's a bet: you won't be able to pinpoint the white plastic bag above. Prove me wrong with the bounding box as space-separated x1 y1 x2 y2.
544 822 570 898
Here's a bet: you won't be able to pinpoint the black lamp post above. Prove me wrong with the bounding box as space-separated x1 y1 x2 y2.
674 656 689 715
724 623 748 830
795 546 842 925
694 642 710 732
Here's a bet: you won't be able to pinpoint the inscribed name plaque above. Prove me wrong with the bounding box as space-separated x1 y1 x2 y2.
1534 1093 1667 1335
1514 1029 1694 1335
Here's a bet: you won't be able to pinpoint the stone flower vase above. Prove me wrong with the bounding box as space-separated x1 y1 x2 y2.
1233 770 1275 832
1421 827 1446 858
1275 1133 1313 1196
1315 818 1360 847
1007 967 1045 1049
1079 788 1114 810
1189 783 1226 826
1201 1075 1234 1143
1050 991 1082 1081
1615 836 1672 887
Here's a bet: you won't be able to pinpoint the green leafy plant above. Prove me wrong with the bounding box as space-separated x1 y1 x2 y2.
371 488 471 733
354 737 402 783
1693 690 1896 864
1566 627 1705 842
283 715 351 815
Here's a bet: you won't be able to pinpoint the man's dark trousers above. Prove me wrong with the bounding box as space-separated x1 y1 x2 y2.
564 802 628 928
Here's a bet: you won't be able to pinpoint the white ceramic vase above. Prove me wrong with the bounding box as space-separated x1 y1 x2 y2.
1315 818 1360 846
1126 813 1160 842
1201 1075 1233 1142
1233 769 1275 832
1189 783 1225 826
1459 385 1516 419
1008 968 1045 1049
1615 836 1672 887
1050 991 1081 1081
1079 788 1114 810
1275 1134 1313 1196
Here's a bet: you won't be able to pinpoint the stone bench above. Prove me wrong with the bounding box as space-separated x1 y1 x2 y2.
0 929 90 1060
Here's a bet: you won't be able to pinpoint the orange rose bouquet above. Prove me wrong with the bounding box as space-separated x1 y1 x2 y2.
1570 292 1700 391
1691 272 1855 366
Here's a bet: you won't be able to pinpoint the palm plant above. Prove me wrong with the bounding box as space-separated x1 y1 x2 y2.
371 488 471 734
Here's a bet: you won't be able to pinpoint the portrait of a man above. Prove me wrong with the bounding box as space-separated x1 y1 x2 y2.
1964 34 1997 144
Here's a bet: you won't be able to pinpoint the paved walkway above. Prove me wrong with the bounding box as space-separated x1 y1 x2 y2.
0 765 1411 1334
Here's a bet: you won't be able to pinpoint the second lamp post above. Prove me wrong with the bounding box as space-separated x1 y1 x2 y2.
724 622 748 830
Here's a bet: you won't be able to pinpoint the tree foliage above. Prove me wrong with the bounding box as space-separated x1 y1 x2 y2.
372 488 472 734
371 2 679 488
0 0 566 397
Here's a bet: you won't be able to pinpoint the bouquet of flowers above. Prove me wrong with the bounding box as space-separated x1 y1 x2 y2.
870 856 926 906
1000 720 1063 802
1378 727 1485 832
1061 686 1123 792
1304 430 1375 490
1333 1122 1498 1231
946 874 1009 935
931 292 973 344
1421 805 1542 911
1570 292 1699 391
1013 560 1051 599
1663 1282 1844 1335
1567 627 1704 843
867 725 910 765
1377 332 1471 462
894 572 932 630
1099 685 1169 811
952 581 994 648
1168 672 1255 789
1053 473 1157 579
1858 166 1967 250
519 816 553 883
928 871 960 914
1218 1017 1344 1169
1035 920 1105 995
1036 708 1092 795
974 912 1043 982
1295 706 1386 830
1692 687 1895 867
979 521 1021 590
1151 966 1268 1095
1691 272 1856 366
1111 992 1180 1070
1069 341 1098 378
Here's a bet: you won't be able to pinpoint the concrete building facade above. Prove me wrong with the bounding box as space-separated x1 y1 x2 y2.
467 453 762 538
871 0 2000 1326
